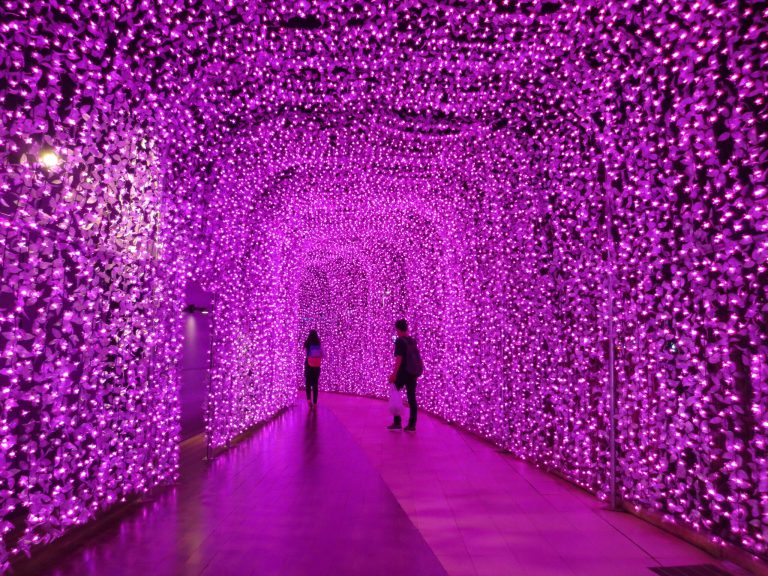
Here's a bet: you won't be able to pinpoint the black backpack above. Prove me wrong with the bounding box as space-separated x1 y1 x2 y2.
404 337 424 378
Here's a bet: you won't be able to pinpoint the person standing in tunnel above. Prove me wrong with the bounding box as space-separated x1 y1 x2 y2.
304 330 324 409
388 319 423 431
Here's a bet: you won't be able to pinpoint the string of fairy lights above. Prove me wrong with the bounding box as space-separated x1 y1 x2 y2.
1 0 766 568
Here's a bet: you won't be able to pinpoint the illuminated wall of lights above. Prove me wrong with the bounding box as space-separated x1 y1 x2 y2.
1 0 766 567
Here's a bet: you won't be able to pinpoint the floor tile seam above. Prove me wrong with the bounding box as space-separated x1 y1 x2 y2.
324 398 479 575
489 546 583 576
592 508 670 567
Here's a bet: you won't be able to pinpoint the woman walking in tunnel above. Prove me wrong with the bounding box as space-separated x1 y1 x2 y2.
304 330 324 408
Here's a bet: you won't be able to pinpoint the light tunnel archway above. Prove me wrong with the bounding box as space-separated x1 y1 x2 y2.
1 1 766 568
207 187 469 423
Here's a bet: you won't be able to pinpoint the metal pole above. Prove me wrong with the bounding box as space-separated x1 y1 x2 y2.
607 271 617 511
605 179 618 512
204 294 216 461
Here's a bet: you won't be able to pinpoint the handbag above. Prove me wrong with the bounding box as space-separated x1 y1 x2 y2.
307 344 323 368
388 383 403 416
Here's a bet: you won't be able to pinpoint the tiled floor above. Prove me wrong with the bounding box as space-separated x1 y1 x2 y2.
24 392 746 576
324 393 743 576
31 399 446 576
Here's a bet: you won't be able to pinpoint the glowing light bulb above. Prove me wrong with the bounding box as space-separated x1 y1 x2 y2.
40 150 60 168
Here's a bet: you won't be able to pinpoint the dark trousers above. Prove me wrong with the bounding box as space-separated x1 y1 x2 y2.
394 381 417 427
305 366 320 404
405 381 417 426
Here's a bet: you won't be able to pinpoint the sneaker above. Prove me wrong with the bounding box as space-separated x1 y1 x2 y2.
404 425 416 432
387 422 402 430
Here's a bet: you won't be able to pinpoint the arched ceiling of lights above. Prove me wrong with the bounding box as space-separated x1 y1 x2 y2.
2 0 767 568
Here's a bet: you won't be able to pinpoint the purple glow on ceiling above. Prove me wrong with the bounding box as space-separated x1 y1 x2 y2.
1 0 767 568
